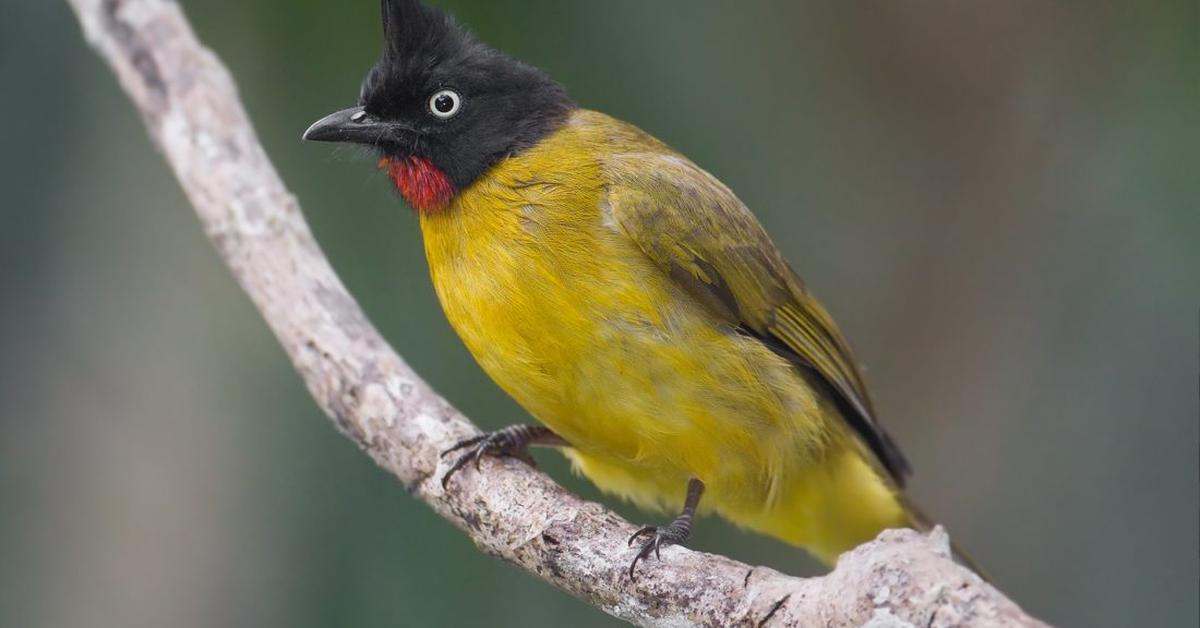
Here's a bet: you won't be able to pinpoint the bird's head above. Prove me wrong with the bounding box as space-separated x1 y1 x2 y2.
303 0 573 212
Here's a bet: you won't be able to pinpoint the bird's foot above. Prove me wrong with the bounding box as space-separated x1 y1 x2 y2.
627 517 693 580
440 425 558 488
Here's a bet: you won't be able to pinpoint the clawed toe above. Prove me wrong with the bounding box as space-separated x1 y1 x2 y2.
628 525 658 547
626 479 704 581
627 524 689 580
440 426 551 488
440 435 500 488
441 434 487 459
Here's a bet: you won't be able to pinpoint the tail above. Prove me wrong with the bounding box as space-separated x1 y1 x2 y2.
901 496 991 582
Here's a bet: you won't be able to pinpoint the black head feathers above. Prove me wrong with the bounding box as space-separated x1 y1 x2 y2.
350 0 573 189
371 0 458 100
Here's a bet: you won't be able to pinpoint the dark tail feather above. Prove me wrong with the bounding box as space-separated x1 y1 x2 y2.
901 497 992 583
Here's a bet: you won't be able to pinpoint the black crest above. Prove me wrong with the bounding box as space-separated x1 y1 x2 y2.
354 0 574 189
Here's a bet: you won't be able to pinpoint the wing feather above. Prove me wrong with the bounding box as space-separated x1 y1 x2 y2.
605 152 911 484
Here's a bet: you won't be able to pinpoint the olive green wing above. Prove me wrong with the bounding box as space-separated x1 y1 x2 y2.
604 151 911 485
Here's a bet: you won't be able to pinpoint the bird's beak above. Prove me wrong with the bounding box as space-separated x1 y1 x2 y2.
303 106 389 145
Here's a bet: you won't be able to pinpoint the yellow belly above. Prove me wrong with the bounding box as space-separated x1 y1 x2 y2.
419 110 907 563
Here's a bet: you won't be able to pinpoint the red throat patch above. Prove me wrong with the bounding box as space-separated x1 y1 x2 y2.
379 157 455 213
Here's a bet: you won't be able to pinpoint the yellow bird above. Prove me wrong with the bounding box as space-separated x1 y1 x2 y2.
305 0 954 576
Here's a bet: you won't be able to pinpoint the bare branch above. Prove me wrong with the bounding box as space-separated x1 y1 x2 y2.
65 1 1046 626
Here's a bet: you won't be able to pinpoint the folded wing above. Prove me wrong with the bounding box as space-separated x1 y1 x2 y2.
604 152 911 485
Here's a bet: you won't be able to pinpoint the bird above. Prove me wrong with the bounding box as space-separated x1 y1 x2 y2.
304 0 965 579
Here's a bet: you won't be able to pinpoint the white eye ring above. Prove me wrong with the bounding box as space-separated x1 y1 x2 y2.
428 89 462 119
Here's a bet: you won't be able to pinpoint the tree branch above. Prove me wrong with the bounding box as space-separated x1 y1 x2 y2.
66 1 1046 625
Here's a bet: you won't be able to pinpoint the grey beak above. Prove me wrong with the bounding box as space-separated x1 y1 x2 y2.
303 106 384 144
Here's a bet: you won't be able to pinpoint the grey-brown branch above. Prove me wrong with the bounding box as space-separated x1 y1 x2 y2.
65 0 1046 626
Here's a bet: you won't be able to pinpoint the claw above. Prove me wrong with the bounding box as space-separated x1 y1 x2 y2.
628 551 644 580
627 527 667 580
626 478 704 582
439 426 549 488
628 537 660 580
628 526 657 547
627 522 693 580
440 434 486 459
441 443 483 489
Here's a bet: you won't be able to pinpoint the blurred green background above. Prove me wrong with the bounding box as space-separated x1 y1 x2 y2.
2 0 1197 626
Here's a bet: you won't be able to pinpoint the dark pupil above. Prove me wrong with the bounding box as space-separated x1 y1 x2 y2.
434 94 455 114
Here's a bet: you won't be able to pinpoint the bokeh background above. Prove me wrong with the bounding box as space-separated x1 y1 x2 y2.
2 0 1197 626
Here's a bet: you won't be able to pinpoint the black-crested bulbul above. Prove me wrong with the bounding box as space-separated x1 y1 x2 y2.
305 0 970 579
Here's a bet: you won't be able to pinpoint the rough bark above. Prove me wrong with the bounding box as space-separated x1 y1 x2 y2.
65 0 1047 626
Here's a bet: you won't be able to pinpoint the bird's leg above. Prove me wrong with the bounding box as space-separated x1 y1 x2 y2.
628 477 706 580
440 425 568 488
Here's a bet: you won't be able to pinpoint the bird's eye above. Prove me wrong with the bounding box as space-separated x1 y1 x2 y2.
428 89 462 119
